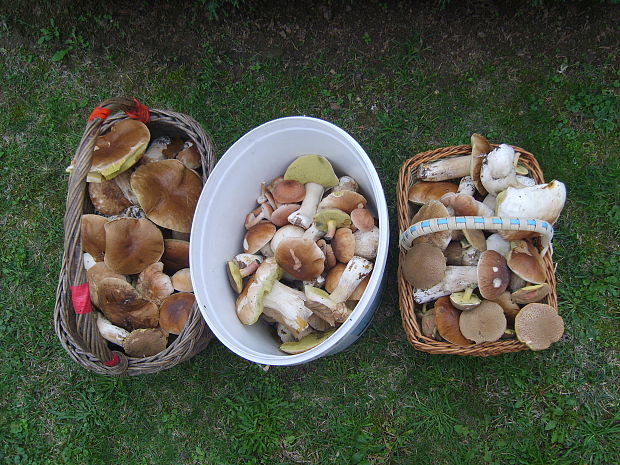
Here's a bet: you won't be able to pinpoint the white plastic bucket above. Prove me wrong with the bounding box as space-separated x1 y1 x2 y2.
190 116 389 366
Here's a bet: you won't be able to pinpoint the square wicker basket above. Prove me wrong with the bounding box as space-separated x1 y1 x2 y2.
396 144 558 356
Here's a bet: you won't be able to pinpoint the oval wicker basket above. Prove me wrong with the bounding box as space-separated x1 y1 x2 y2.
54 97 215 375
396 144 558 356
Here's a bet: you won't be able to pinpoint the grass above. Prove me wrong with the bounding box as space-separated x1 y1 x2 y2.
1 1 619 464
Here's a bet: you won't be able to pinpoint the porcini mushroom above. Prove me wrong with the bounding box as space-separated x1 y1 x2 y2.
331 227 356 263
515 303 564 350
135 261 174 305
159 292 195 335
274 237 324 281
97 277 159 330
463 229 487 252
402 242 446 289
470 133 492 195
271 204 301 227
243 222 276 254
480 144 523 196
88 179 132 215
413 266 478 304
459 300 507 344
317 190 367 213
95 312 168 357
280 330 335 355
408 181 458 205
434 296 472 346
444 241 481 266
86 261 128 307
171 268 193 292
270 225 305 255
477 250 510 300
417 156 471 181
331 175 359 193
271 180 306 204
104 217 164 275
511 283 550 304
175 141 201 170
353 226 379 260
350 208 375 232
313 208 352 240
130 159 203 233
506 239 546 284
161 239 189 275
450 287 481 311
81 214 108 262
492 291 521 326
410 200 452 251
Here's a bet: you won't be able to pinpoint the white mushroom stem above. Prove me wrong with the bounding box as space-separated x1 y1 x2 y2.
457 176 476 196
302 223 326 242
516 175 536 187
83 252 97 270
486 233 511 257
288 182 324 229
413 266 478 304
329 256 373 303
496 180 567 225
482 194 497 213
353 226 379 260
262 281 313 338
480 144 524 196
95 312 129 346
418 155 470 181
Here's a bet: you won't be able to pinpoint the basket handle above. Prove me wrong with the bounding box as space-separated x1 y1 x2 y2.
399 216 554 257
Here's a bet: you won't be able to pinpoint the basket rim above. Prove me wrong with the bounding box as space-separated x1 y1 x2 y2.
396 143 559 356
54 98 216 375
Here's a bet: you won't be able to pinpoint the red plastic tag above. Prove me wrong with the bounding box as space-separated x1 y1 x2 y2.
124 98 150 123
104 353 120 367
71 283 92 315
88 107 111 121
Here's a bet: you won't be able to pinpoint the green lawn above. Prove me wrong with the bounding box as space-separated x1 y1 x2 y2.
1 1 618 464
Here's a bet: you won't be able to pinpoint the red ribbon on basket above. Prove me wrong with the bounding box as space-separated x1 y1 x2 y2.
71 283 92 315
104 354 121 367
88 107 111 121
124 97 150 123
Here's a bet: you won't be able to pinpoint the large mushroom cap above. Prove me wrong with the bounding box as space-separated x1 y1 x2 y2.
408 181 458 205
97 277 159 330
283 154 339 187
506 239 546 284
104 217 164 275
81 214 108 262
434 296 473 346
88 178 132 215
271 180 306 204
477 250 510 300
123 328 169 357
90 119 150 180
512 283 551 304
161 239 190 274
243 222 276 254
410 200 452 251
274 237 324 281
171 268 193 292
331 227 356 263
402 243 446 289
87 262 128 307
459 300 507 344
130 159 203 233
159 292 195 335
515 303 564 350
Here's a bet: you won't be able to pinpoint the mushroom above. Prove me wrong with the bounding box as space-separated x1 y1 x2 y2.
410 200 452 251
317 239 337 270
408 181 458 205
95 312 168 357
434 296 473 346
226 256 260 293
141 136 184 164
159 292 195 335
511 283 550 304
81 214 108 262
456 176 476 196
302 223 326 242
285 155 339 229
271 204 300 227
444 241 481 266
104 217 164 275
130 159 203 233
480 144 523 196
171 268 193 292
463 229 487 252
353 226 379 260
175 141 201 170
486 233 511 257
271 180 306 204
324 263 369 301
515 303 564 350
270 225 305 255
420 308 438 339
274 237 325 281
470 133 491 195
331 227 356 263
280 330 335 355
88 178 133 215
244 203 273 230
317 190 367 213
417 155 471 181
161 239 190 275
86 261 128 307
440 193 494 217
477 250 510 300
97 277 159 330
492 291 521 325
323 256 372 304
135 261 174 305
331 175 359 193
413 266 478 304
482 194 497 213
350 208 375 232
402 242 446 289
67 119 150 182
450 288 481 311
308 314 333 332
506 239 546 284
236 258 312 338
243 222 276 254
313 208 352 240
276 323 297 343
459 300 507 344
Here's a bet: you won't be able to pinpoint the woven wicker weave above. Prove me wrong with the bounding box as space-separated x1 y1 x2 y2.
54 97 215 375
396 144 558 356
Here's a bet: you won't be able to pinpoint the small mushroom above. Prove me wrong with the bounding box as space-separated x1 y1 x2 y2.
324 263 369 300
244 203 273 230
434 296 473 346
410 200 452 251
413 266 479 304
444 241 481 266
317 239 337 270
450 287 481 311
350 208 375 232
477 250 510 300
331 227 356 263
408 181 458 205
480 144 523 196
440 193 494 218
274 237 325 281
492 291 521 325
456 176 476 196
420 308 438 339
81 214 108 262
175 141 201 170
271 180 306 204
470 133 492 195
159 292 195 335
486 233 511 257
161 239 190 275
104 217 164 275
243 222 276 254
506 239 546 284
171 268 193 292
331 175 359 193
313 209 352 240
280 330 335 355
459 300 507 344
88 179 133 215
141 136 184 164
463 229 487 252
515 303 564 350
353 226 379 260
511 283 550 304
318 191 367 213
135 261 174 305
271 204 300 227
96 312 168 357
402 242 446 289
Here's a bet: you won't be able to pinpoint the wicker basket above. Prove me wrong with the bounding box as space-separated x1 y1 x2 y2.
54 97 216 375
396 144 558 356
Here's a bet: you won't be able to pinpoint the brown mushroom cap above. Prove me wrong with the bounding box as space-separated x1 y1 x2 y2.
274 237 324 281
87 262 128 307
271 180 306 204
506 239 547 284
243 222 276 254
97 277 159 330
130 159 203 233
434 296 473 346
402 242 446 289
135 261 174 305
459 300 507 344
477 250 510 300
104 217 164 275
463 229 487 252
171 268 193 292
408 181 458 205
175 141 201 170
88 179 132 215
159 292 196 335
318 191 367 213
410 200 452 250
512 283 551 304
331 227 356 263
90 119 150 180
350 208 375 233
161 239 190 275
81 214 108 262
271 204 300 227
515 303 564 350
324 263 368 300
470 133 491 195
123 328 169 357
492 291 521 325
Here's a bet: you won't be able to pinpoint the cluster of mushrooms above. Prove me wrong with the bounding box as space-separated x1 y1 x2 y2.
69 118 203 357
403 134 567 350
227 154 379 354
